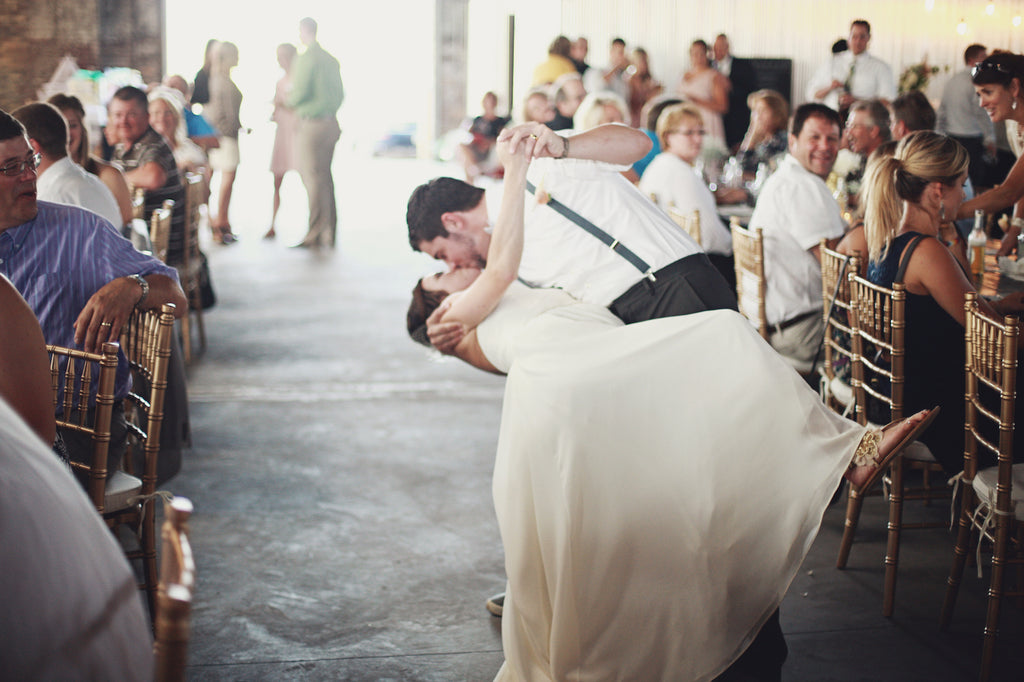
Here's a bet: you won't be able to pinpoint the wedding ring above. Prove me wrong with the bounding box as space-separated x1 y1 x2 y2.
100 321 112 327
529 134 538 139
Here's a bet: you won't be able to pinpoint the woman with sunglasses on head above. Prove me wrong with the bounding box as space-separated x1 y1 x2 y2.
956 51 1024 253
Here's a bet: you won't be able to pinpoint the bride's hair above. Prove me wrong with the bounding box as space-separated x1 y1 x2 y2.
407 278 448 347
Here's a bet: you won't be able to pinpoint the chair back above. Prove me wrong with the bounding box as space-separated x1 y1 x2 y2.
153 496 195 682
731 220 768 339
149 200 174 264
669 206 702 246
963 292 1019 484
820 242 860 413
48 341 120 511
119 303 176 494
182 173 204 274
847 275 906 425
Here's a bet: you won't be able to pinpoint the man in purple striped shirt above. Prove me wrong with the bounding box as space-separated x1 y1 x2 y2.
0 108 186 474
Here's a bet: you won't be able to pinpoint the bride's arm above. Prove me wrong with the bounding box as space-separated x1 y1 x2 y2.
435 137 530 332
499 121 651 165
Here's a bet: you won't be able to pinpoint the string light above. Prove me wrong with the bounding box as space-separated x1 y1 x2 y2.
1015 16 1023 27
986 4 995 16
957 18 968 35
924 0 934 10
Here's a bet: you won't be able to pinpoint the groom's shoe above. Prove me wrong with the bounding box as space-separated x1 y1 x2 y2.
486 592 504 617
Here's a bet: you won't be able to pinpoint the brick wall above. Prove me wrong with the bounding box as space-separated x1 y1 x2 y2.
0 0 163 111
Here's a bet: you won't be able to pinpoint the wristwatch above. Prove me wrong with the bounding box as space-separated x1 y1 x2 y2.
127 274 149 308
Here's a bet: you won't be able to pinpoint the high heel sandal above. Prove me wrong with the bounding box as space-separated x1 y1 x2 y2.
849 407 940 494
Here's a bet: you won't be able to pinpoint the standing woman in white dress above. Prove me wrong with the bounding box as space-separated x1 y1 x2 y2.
265 43 299 240
406 124 934 681
677 40 729 153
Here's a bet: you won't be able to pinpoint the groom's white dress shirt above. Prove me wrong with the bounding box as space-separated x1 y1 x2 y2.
519 150 703 307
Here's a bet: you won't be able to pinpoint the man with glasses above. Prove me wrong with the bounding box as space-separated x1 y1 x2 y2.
743 103 847 379
0 108 186 479
842 98 891 209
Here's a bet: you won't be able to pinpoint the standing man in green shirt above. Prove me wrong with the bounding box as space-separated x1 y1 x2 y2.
289 17 344 248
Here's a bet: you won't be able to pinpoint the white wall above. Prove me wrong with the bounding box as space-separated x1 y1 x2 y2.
467 0 1024 124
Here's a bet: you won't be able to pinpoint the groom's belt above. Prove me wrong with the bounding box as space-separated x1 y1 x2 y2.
525 181 656 283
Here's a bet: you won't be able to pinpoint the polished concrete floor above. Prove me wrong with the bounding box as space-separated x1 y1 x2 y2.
171 152 1024 681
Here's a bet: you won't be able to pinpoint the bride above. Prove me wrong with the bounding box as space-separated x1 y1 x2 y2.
406 127 933 681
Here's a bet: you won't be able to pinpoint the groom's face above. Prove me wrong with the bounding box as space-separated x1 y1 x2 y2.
418 197 491 270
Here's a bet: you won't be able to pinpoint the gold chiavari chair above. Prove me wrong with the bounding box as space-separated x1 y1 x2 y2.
731 220 768 340
119 302 177 620
149 200 174 264
819 242 860 416
843 274 946 617
941 292 1021 682
154 496 195 682
177 172 207 363
668 206 702 247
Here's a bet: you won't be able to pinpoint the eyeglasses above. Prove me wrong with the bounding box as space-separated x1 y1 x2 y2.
672 129 706 137
0 152 41 177
972 61 1014 80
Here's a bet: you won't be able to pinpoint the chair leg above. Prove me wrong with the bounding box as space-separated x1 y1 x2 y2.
882 457 905 618
141 500 160 624
941 484 976 629
980 515 1011 682
837 483 865 569
181 303 193 364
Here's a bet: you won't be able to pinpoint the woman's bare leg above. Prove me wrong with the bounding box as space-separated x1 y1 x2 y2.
266 172 285 238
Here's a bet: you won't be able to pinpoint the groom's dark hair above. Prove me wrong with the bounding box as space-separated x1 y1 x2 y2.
407 177 485 251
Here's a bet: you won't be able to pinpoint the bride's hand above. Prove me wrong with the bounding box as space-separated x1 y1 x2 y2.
426 300 465 355
498 123 563 159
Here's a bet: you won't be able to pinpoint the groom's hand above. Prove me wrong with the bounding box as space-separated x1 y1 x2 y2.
426 303 464 355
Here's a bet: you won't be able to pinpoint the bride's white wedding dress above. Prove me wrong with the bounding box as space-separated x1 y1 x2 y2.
477 282 867 682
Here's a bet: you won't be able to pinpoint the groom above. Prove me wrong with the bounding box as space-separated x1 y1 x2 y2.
407 122 737 352
406 123 784 681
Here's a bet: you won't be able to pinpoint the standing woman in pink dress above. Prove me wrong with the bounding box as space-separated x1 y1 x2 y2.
265 43 299 240
677 39 730 152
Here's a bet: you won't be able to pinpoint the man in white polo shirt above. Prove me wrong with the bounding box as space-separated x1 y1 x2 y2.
12 102 122 229
407 122 737 350
744 103 847 377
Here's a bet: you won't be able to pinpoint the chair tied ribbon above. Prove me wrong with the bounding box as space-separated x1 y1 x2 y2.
126 489 176 535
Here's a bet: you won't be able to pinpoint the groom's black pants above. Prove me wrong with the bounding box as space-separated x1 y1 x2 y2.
608 252 738 324
610 251 788 681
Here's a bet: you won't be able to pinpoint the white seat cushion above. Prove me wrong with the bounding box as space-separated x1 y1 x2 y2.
972 464 1024 521
829 376 854 408
104 471 142 513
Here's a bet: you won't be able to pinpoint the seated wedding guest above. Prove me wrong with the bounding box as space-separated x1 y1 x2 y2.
405 122 933 681
843 98 891 209
460 91 510 183
957 51 1024 253
163 74 220 152
861 130 1024 475
575 91 628 129
108 85 187 264
639 103 739 286
744 103 847 378
521 88 555 125
0 108 187 480
0 395 152 681
890 90 936 140
737 89 790 176
0 275 54 446
148 88 209 188
548 73 586 131
531 35 577 86
11 102 122 228
47 94 134 227
629 94 683 180
626 47 663 127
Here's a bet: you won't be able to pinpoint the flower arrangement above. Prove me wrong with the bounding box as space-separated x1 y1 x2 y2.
899 60 945 93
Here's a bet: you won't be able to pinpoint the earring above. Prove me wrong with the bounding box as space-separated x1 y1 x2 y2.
940 203 947 222
1014 99 1019 111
